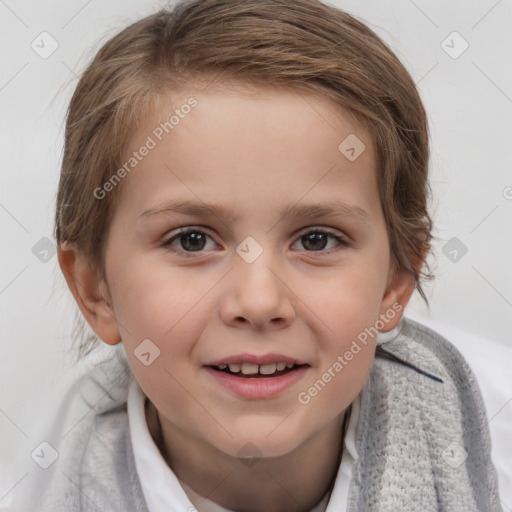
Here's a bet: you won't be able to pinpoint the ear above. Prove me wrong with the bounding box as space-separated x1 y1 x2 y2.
57 241 121 345
378 264 416 332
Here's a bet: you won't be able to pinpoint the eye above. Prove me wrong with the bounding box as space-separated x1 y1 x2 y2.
162 226 348 255
291 228 348 253
162 227 217 254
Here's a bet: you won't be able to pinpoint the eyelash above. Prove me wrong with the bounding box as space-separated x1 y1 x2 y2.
161 226 349 257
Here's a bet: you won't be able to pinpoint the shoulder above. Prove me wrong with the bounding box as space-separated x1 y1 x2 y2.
352 316 502 511
369 316 491 448
26 352 148 512
382 316 481 388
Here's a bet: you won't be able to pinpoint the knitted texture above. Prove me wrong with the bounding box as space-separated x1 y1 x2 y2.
347 319 502 512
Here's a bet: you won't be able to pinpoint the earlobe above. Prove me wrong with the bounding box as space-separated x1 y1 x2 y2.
57 242 121 345
379 266 416 332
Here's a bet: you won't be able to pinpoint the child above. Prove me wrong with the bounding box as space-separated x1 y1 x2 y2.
14 0 502 510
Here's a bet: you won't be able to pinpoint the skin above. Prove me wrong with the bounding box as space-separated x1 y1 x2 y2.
59 84 416 512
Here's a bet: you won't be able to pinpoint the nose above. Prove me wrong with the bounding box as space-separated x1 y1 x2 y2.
219 253 295 331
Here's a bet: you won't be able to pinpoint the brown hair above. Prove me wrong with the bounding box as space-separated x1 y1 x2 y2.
55 0 433 359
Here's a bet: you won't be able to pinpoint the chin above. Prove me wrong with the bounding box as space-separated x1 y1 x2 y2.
215 423 307 460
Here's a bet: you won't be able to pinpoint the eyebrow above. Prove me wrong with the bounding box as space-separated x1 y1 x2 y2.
138 199 371 225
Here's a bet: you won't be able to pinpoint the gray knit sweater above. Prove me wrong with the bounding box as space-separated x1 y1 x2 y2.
15 318 503 511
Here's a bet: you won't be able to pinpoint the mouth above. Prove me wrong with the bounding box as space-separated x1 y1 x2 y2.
207 362 308 378
203 357 310 399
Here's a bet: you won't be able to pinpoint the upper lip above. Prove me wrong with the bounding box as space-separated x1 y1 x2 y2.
204 353 308 366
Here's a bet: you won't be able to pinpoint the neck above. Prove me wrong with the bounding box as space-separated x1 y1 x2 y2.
145 400 349 512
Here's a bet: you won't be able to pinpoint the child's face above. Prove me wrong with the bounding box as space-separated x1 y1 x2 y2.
97 85 413 458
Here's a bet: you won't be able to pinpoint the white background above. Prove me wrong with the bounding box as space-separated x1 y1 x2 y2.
1 0 511 509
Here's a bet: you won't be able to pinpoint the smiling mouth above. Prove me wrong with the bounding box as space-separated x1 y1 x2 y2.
208 362 308 378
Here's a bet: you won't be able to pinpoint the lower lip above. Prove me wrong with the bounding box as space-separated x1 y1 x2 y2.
203 366 309 399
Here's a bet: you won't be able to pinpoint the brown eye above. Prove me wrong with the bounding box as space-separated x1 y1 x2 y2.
301 232 329 251
163 228 215 253
292 229 348 253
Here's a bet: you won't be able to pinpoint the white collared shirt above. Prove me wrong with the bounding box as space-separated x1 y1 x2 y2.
127 379 359 512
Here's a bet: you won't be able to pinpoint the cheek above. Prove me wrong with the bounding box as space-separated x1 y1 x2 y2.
299 254 386 397
316 291 379 393
108 263 213 396
128 353 209 440
304 258 388 335
109 261 214 340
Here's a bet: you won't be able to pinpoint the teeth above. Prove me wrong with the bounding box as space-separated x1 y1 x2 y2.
216 362 298 375
241 363 259 375
259 363 277 375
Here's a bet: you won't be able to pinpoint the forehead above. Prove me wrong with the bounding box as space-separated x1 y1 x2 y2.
114 84 378 222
